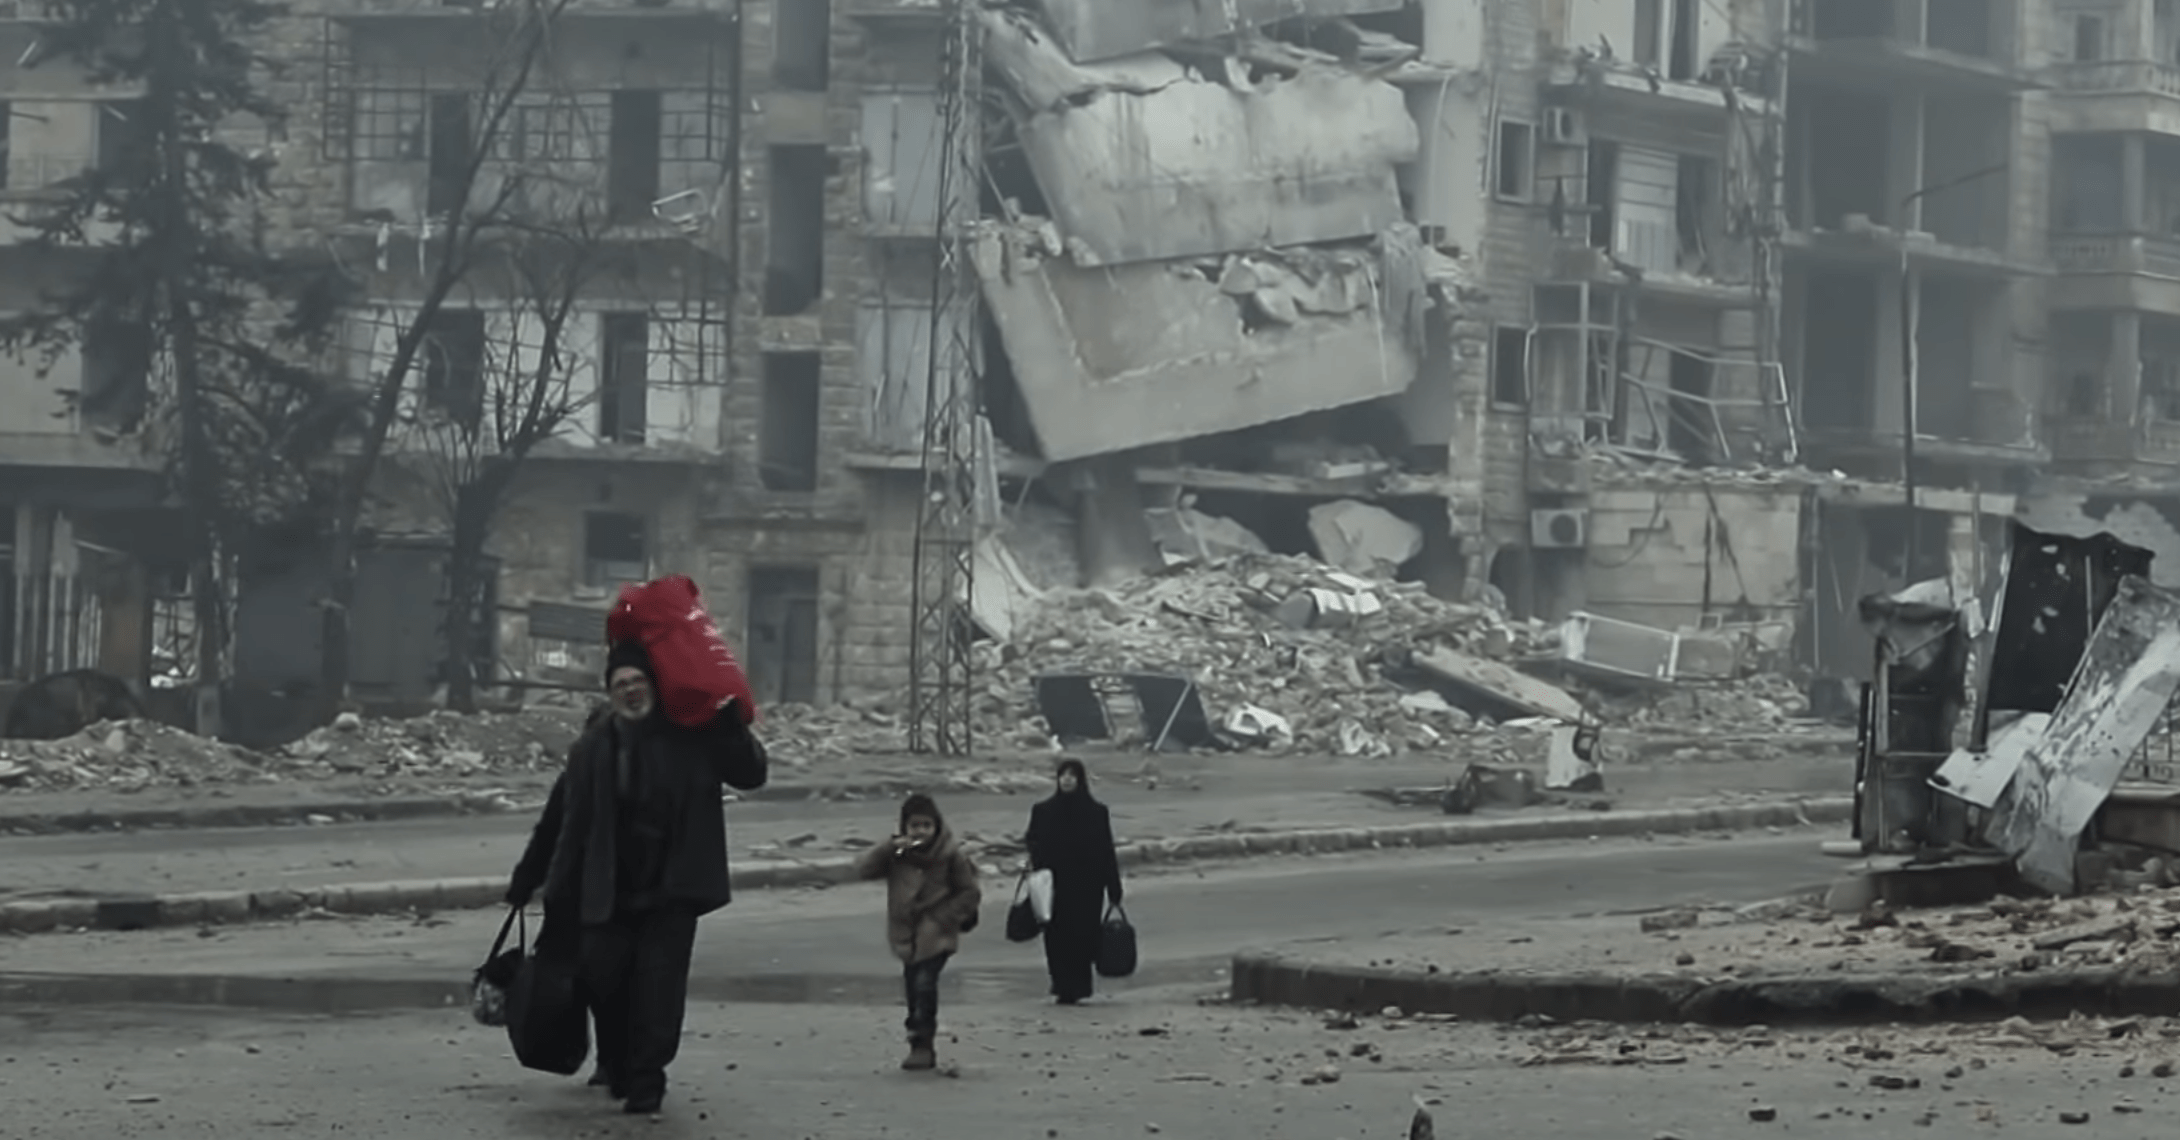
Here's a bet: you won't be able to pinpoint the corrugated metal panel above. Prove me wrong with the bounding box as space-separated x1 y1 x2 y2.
861 91 943 231
1616 146 1679 274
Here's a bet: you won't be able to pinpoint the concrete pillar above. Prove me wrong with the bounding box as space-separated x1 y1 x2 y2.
1898 0 1926 46
1889 97 1925 231
2128 0 2155 56
2123 134 2147 232
1873 272 1908 435
1069 455 1160 588
2114 310 2144 423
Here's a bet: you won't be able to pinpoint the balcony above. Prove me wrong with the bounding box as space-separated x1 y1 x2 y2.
1786 0 2035 95
2051 60 2180 134
2048 232 2180 311
2047 416 2180 468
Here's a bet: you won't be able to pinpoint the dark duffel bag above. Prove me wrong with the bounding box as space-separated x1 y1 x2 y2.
505 922 590 1076
1095 903 1137 978
1005 870 1044 943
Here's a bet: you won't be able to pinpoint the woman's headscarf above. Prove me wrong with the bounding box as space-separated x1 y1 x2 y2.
1052 758 1096 809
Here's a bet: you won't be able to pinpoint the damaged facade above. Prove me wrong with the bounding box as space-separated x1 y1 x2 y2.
6 0 2172 732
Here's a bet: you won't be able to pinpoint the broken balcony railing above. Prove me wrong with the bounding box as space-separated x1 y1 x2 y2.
1532 336 1798 466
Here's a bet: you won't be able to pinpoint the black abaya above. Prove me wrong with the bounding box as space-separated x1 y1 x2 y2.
1025 788 1122 1002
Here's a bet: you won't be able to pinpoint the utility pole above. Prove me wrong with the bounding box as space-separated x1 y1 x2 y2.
1896 161 2007 582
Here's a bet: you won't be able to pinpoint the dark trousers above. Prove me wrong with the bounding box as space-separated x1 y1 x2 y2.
902 952 952 1044
580 905 699 1101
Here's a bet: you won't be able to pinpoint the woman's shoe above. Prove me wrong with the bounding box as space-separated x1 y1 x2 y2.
901 1041 937 1071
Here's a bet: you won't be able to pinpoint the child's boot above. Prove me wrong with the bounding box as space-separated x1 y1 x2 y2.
902 1037 936 1071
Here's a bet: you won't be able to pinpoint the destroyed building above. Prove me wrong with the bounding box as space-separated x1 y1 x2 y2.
0 0 2167 741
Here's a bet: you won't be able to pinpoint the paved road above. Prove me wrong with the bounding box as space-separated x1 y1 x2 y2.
6 997 2169 1139
0 832 1844 1007
0 754 1848 902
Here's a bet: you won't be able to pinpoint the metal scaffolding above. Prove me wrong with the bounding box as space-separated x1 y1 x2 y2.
906 0 982 757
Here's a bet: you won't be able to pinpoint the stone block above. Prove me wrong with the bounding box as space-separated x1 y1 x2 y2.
0 901 58 934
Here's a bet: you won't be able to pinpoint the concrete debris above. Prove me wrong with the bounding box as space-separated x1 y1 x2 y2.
985 552 1821 754
0 709 587 794
1305 500 1423 578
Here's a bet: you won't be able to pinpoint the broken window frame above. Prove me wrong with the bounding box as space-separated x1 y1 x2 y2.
606 88 664 224
763 143 829 316
597 311 650 445
1494 120 1535 203
418 308 487 427
581 510 649 591
745 564 822 706
1490 325 1530 408
425 91 475 217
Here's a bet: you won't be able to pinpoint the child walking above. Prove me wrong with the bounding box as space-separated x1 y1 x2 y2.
856 793 983 1071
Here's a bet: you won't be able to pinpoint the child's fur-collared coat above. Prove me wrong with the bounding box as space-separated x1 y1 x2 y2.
856 825 983 964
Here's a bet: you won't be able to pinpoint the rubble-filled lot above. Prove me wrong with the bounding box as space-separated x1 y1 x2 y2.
1319 880 2180 982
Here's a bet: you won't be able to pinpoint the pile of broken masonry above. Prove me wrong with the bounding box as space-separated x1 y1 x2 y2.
974 552 1818 757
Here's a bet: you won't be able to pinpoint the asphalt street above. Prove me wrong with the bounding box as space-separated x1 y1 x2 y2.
0 832 1844 1007
0 754 1847 902
7 996 2175 1140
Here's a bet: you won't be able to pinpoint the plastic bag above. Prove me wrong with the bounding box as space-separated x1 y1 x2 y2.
607 575 757 728
1026 869 1054 924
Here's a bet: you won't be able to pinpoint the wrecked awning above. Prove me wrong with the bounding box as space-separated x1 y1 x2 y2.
983 7 1417 266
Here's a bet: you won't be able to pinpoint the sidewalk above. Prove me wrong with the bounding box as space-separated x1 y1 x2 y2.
1232 879 2180 1027
0 754 1850 934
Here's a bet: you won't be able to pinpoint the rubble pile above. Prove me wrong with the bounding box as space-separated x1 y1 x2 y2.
0 708 590 794
987 553 1560 755
1590 673 1814 733
1504 1012 2180 1071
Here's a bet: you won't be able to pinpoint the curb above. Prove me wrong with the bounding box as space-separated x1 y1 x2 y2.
0 778 962 836
0 796 1853 937
0 956 1228 1015
1229 953 2180 1027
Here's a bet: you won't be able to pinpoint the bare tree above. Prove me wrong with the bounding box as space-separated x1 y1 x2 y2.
405 205 626 712
315 0 578 717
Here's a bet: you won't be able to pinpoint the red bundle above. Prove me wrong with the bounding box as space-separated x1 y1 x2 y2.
606 575 758 727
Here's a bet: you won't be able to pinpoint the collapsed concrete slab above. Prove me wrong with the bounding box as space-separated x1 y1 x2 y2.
974 224 1421 463
1028 0 1409 64
983 8 1417 266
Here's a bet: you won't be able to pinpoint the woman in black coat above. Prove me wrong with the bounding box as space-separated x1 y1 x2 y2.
1023 758 1123 1004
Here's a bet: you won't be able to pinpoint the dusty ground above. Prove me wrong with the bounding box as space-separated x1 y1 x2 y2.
7 991 2180 1139
1293 879 2180 982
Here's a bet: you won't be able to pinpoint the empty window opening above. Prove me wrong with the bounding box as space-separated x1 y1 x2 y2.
2076 15 2107 61
1914 279 1980 440
2051 312 2109 420
1920 98 2009 249
774 0 831 92
2065 369 2103 418
583 511 649 589
759 352 822 492
1793 91 1891 231
426 93 473 216
1810 0 1892 40
747 566 820 706
2052 134 2123 231
607 90 662 224
419 309 487 427
94 99 149 178
1586 141 1618 250
1634 0 1663 66
1495 121 1534 201
1927 0 1997 59
1666 350 1715 462
764 145 828 316
597 313 649 444
0 101 11 190
2146 322 2180 421
79 318 151 430
1800 271 1879 431
1491 327 1529 405
1669 0 1699 81
1676 155 1716 270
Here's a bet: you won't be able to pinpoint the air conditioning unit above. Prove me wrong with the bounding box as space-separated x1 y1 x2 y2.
1531 508 1590 549
1543 106 1586 146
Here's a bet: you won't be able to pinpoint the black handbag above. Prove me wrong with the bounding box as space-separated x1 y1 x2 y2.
504 914 591 1076
470 907 526 1027
1095 902 1137 978
1004 869 1043 943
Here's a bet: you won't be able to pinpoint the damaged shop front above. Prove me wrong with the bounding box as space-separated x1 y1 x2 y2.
1836 521 2180 906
